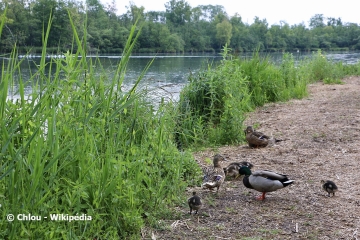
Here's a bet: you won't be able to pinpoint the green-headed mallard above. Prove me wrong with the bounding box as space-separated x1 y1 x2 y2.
188 192 202 214
321 180 338 197
245 126 283 148
239 166 294 200
202 154 226 192
223 161 254 179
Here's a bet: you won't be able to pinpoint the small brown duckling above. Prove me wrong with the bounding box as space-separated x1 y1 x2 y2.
321 180 338 197
188 192 202 214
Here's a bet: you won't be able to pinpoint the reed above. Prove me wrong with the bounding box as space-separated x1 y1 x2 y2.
176 47 252 148
0 13 201 239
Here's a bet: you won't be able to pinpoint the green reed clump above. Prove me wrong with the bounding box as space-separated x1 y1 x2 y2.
298 50 360 84
240 51 281 106
176 47 252 148
0 13 201 239
280 53 309 99
240 51 309 106
341 60 360 76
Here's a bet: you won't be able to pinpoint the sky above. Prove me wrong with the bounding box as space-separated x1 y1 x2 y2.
102 0 359 26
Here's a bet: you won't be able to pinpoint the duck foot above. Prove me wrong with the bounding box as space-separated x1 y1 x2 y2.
256 193 266 200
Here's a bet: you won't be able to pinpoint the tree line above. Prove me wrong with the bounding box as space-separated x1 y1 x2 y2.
1 0 360 54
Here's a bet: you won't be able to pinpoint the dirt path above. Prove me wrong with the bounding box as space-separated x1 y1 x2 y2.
151 76 360 240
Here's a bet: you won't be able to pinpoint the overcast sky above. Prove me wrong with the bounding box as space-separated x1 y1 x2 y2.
102 0 359 26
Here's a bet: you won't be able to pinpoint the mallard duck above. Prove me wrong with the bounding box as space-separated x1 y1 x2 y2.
321 180 338 197
188 192 202 214
239 166 294 200
244 126 283 148
223 161 254 179
202 154 226 192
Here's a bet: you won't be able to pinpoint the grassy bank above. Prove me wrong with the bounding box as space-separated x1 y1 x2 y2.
1 14 360 239
175 47 360 149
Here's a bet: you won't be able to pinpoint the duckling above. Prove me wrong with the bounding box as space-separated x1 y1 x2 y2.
188 192 202 214
321 180 338 197
239 166 294 200
223 161 254 179
244 126 283 148
202 154 226 192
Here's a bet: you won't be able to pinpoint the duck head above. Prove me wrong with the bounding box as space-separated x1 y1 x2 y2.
238 166 252 176
245 126 255 134
213 154 226 167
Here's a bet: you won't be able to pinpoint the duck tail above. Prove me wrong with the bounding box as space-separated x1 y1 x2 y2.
282 180 294 187
202 182 217 188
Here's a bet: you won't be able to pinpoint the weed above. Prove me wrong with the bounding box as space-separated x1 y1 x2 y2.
204 157 213 165
323 77 344 84
258 228 280 234
240 237 262 240
225 207 236 213
205 195 216 207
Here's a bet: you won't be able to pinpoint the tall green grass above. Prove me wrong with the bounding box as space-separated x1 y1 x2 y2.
0 13 201 239
175 48 252 148
300 50 343 84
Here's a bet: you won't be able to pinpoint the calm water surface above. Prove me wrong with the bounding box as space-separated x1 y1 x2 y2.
2 51 360 102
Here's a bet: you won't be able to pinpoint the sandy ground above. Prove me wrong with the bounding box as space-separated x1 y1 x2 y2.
148 76 360 240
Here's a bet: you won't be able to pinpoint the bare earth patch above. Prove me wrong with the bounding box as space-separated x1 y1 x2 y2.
150 76 360 240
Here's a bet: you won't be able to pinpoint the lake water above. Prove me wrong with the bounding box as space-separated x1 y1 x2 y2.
2 51 360 102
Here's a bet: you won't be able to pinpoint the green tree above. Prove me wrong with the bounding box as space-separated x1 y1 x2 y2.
309 14 325 28
249 17 268 50
292 23 311 50
216 19 232 47
126 3 145 25
165 0 191 28
230 14 252 52
164 33 185 52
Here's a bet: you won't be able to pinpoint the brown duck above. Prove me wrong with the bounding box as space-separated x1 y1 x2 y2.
202 154 226 192
245 126 283 148
223 161 254 179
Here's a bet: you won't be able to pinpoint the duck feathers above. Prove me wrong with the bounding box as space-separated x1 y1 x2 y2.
188 192 202 214
245 126 283 148
202 154 226 192
321 180 338 197
223 161 254 178
247 170 294 192
239 166 294 200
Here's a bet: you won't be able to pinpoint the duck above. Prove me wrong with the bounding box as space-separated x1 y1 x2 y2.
244 126 283 148
223 161 254 179
202 154 226 192
188 192 202 214
321 180 338 197
238 166 294 200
